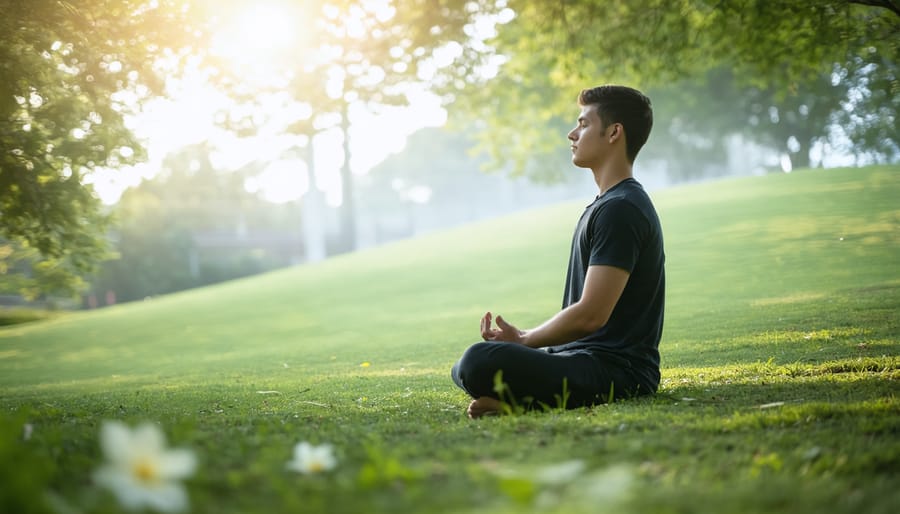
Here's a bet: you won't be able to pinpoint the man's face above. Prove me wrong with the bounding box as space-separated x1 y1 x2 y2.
567 104 611 169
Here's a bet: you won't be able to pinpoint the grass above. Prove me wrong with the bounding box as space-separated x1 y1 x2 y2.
1 165 898 513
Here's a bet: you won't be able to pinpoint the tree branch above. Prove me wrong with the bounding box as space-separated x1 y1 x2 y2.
849 0 900 18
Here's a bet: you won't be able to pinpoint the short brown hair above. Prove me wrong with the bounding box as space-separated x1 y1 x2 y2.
578 85 653 163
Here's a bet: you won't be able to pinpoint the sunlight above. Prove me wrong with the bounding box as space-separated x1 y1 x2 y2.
87 0 447 207
244 159 310 204
209 0 308 79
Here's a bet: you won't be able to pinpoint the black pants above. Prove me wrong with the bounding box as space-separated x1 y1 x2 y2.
451 341 647 409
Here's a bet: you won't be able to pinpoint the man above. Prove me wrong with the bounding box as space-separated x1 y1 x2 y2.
451 85 665 418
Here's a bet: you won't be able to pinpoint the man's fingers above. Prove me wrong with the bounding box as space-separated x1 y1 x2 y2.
495 315 523 343
480 312 493 340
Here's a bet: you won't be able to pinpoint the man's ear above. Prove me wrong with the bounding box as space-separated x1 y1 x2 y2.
609 123 622 142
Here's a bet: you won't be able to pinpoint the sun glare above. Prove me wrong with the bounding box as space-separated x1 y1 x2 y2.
210 0 307 77
244 159 310 204
90 0 448 207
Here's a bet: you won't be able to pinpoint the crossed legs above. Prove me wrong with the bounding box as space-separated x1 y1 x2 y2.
451 341 620 418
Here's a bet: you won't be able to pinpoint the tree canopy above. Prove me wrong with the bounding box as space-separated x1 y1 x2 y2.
450 0 899 178
90 142 303 304
0 0 201 299
207 0 498 252
0 0 490 298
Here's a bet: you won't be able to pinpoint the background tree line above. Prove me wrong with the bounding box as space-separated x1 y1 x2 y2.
87 142 305 305
450 0 898 182
1 0 897 306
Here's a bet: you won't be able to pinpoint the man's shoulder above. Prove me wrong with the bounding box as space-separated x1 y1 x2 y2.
592 190 651 221
601 181 658 220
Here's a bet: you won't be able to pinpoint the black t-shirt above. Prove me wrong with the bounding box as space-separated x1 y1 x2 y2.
557 178 665 391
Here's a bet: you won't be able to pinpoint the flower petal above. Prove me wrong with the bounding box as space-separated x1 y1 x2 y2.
131 422 166 453
287 442 338 473
535 459 586 485
584 465 634 503
157 449 197 480
311 445 337 471
143 482 189 513
100 421 134 465
94 466 151 511
95 466 190 513
311 444 334 458
293 441 313 461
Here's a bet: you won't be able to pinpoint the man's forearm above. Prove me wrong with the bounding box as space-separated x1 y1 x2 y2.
521 302 604 348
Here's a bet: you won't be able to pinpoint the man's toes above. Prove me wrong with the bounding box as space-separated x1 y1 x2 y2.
467 398 500 419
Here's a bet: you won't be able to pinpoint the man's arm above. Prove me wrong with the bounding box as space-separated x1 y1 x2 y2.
481 264 630 348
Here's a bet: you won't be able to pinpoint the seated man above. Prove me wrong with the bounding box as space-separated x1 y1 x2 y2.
451 85 665 418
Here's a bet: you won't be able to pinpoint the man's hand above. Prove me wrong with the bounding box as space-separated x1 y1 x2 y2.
480 312 525 344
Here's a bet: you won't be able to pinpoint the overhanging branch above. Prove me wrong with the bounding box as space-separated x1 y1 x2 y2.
849 0 900 17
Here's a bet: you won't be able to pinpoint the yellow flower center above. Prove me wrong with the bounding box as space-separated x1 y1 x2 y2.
133 458 159 484
308 460 325 473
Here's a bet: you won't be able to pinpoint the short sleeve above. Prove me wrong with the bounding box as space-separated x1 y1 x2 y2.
587 198 646 272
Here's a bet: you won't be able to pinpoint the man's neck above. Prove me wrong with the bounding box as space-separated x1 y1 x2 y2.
592 159 634 194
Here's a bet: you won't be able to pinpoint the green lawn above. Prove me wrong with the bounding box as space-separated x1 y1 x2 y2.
1 165 898 514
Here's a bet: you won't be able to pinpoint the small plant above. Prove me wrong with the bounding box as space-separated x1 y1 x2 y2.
492 369 526 415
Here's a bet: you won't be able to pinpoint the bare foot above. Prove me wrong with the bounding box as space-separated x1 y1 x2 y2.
467 397 502 419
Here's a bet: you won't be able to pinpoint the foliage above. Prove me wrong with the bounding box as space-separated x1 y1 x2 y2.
638 63 855 175
0 165 897 513
0 413 54 514
0 307 61 327
361 126 591 242
0 0 202 298
831 44 900 162
0 238 95 302
204 0 505 252
450 0 899 179
90 142 304 304
364 127 492 207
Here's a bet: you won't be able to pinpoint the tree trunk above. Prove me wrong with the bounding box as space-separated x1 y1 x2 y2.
791 139 811 170
301 142 327 262
337 102 357 253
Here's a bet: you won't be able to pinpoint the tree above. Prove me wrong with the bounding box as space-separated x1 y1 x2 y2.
831 41 900 162
91 142 304 303
206 0 503 253
0 0 202 299
639 64 854 174
448 0 899 180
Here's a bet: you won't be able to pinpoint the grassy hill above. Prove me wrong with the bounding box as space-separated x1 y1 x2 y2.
1 165 898 514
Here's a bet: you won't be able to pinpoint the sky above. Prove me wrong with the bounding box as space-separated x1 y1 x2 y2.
86 80 447 206
85 0 451 206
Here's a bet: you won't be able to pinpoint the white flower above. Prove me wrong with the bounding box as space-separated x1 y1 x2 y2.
93 421 196 513
286 442 337 474
534 459 587 486
584 464 634 504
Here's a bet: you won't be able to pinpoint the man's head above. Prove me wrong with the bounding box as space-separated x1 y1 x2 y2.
571 85 653 165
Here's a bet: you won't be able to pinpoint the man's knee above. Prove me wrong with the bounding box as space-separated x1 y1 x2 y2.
456 342 497 378
453 342 503 394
